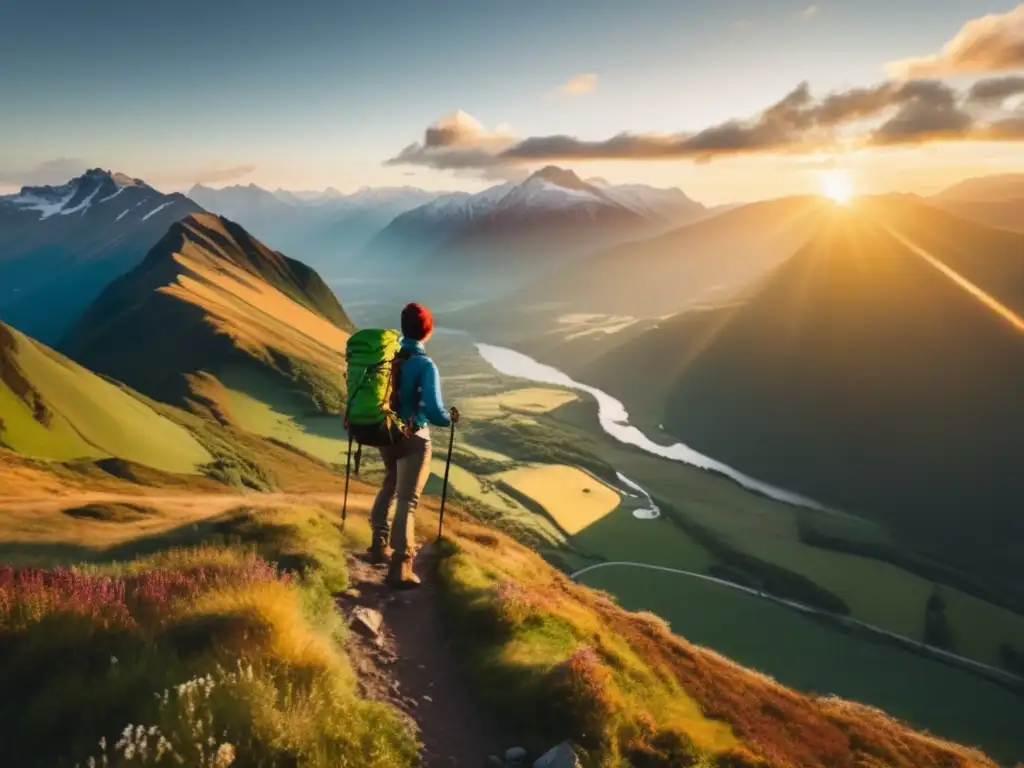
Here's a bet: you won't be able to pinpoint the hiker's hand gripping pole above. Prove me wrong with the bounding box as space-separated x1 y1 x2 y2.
436 410 458 540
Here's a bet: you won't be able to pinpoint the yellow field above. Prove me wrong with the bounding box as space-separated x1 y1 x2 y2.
461 387 578 420
497 464 621 535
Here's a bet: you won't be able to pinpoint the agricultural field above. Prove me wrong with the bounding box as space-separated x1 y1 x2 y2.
496 464 622 535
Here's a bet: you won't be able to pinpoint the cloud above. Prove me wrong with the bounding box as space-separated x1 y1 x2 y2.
387 76 1024 176
385 110 518 172
552 73 598 96
870 101 975 146
888 4 1024 77
968 74 1024 103
0 157 89 187
800 5 820 20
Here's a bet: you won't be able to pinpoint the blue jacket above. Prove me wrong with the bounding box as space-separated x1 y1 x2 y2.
397 338 451 430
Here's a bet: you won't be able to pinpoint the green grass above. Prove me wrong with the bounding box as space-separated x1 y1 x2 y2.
0 325 211 473
577 566 1024 765
436 532 739 766
571 506 716 572
0 505 416 767
216 364 350 465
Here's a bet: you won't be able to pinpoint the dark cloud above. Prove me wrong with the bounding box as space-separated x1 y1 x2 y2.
0 158 89 187
889 5 1024 77
386 143 504 170
389 76 1024 175
870 102 975 145
968 75 1024 104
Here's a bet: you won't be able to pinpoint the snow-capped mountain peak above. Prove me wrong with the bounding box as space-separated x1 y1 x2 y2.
2 169 195 226
3 169 161 220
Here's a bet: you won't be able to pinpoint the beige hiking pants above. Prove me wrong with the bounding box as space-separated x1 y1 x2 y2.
370 433 432 558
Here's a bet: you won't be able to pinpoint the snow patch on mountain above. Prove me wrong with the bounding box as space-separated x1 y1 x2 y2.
60 184 103 217
9 190 77 220
141 201 174 221
98 186 126 204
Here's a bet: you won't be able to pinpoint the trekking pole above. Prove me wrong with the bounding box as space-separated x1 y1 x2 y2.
436 420 456 540
341 434 353 533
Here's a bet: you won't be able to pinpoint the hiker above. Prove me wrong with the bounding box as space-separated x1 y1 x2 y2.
366 302 459 588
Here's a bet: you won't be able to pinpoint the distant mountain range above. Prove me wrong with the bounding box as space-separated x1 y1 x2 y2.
931 173 1024 233
187 183 445 271
0 169 201 342
449 194 826 345
360 166 707 302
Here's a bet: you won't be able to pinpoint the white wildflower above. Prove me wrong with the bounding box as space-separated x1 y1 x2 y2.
214 743 236 767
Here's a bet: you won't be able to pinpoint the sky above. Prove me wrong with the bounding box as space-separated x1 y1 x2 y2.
1 0 1023 204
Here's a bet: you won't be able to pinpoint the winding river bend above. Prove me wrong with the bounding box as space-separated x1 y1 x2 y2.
474 342 825 511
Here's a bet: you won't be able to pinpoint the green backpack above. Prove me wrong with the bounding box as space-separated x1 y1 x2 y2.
344 328 410 450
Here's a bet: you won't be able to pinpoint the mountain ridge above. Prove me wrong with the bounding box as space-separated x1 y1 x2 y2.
62 213 352 410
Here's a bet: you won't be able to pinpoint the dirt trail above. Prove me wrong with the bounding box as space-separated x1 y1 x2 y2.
340 548 511 767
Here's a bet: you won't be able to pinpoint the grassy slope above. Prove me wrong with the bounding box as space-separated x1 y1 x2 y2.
61 213 352 416
438 511 1005 767
0 322 211 473
0 452 1005 767
0 503 415 767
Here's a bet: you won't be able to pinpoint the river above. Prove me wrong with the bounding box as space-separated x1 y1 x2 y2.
474 342 826 511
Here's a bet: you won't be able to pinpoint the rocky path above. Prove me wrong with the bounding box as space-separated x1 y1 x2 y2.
339 547 512 767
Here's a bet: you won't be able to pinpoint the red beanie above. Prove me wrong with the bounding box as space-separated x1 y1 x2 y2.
401 302 434 341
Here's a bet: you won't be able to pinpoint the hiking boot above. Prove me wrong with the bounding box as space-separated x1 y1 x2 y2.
385 552 421 589
366 531 392 565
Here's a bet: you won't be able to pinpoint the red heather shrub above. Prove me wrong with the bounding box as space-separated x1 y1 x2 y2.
0 567 130 629
0 555 285 631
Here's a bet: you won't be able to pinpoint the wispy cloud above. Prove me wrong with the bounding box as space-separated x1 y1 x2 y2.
888 4 1024 77
551 73 598 97
386 76 1024 175
0 158 89 187
800 5 820 20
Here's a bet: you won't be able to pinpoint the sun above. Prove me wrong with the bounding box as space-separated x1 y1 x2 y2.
820 169 854 205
